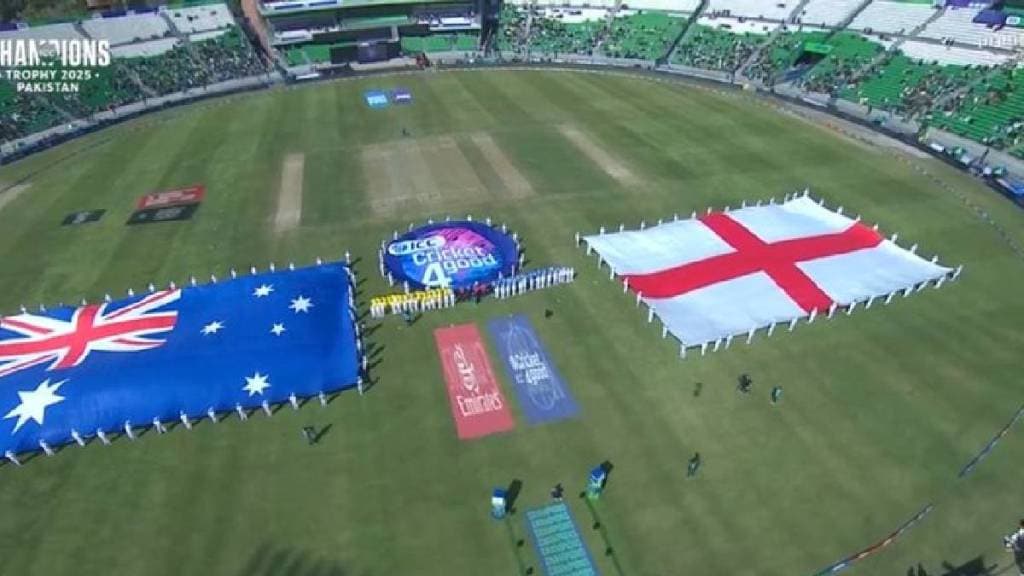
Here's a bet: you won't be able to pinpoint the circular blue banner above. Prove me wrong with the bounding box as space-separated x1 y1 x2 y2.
384 221 518 290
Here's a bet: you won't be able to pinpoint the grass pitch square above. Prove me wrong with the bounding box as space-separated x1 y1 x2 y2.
526 503 598 576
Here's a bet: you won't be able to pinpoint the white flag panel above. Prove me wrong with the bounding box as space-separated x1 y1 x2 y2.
584 197 952 347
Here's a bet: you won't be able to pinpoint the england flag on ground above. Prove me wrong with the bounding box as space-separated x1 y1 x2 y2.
0 262 361 455
584 196 954 348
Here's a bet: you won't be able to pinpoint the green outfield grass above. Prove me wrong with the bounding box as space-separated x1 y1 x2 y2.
1 69 1023 576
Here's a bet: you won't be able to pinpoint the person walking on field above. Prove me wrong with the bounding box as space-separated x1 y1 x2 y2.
687 452 701 478
1005 519 1024 575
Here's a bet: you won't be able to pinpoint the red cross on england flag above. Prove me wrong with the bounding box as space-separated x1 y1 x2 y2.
584 195 956 348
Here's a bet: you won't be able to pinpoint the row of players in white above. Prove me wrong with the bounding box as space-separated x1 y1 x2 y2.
493 266 575 299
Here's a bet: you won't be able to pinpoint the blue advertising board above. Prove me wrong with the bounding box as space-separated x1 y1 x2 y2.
364 90 390 109
488 314 579 425
391 88 413 104
384 221 518 290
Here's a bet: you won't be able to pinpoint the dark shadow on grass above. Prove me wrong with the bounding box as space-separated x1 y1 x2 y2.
237 544 354 576
363 341 384 360
506 479 523 515
362 322 381 338
313 423 333 443
938 556 1000 575
361 374 380 394
907 556 1003 576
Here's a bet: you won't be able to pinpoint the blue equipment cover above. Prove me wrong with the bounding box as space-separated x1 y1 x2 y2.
0 263 360 454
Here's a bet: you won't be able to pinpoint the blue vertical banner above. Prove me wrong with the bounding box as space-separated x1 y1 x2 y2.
487 314 578 425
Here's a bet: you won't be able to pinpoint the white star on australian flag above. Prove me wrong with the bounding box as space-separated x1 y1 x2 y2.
4 379 66 433
289 296 313 313
243 372 271 396
254 284 274 298
201 320 224 335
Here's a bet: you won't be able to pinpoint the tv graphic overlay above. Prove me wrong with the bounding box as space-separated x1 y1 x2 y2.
488 315 579 425
384 221 518 290
433 324 515 440
61 209 106 227
127 185 205 225
1 39 111 95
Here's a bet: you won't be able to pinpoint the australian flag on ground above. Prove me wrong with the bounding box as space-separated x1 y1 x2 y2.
0 262 361 455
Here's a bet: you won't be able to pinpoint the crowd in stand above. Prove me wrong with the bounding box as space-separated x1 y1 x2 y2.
497 5 676 60
0 28 266 143
601 13 684 61
8 3 1024 160
671 25 759 72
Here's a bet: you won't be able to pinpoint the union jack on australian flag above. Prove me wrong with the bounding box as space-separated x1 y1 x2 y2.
0 262 360 454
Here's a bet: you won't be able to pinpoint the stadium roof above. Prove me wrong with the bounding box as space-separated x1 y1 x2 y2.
260 0 457 16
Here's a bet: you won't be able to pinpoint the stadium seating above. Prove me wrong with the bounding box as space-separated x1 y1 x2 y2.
5 28 263 141
620 0 699 12
847 1 936 35
165 4 236 34
840 53 986 116
745 29 831 84
6 0 1024 162
401 34 479 53
0 22 84 45
672 23 765 71
927 67 1024 149
800 32 885 94
45 62 147 119
496 4 527 52
796 0 864 28
499 6 608 56
695 15 780 34
919 5 1024 48
0 3 270 143
81 13 172 46
507 0 616 7
111 38 183 58
899 40 1010 67
601 11 686 60
705 0 794 21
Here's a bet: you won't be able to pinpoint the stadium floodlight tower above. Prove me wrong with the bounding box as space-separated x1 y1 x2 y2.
257 0 485 74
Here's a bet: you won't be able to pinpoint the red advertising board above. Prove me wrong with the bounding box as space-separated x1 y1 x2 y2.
136 185 206 210
434 324 516 440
